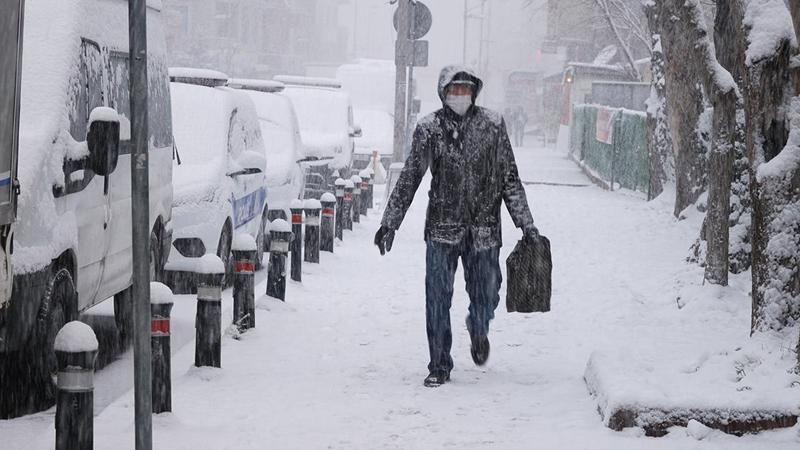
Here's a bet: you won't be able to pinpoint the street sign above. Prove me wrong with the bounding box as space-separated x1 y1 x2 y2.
0 0 24 226
396 39 429 68
413 40 429 67
393 1 432 40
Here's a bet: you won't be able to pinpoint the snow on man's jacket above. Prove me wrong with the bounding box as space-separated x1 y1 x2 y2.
381 65 535 250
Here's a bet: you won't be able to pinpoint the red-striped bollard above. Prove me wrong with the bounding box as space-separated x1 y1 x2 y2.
350 175 362 224
304 199 322 263
150 282 173 413
233 234 257 331
267 219 292 301
290 198 304 282
359 169 370 216
343 180 354 231
366 167 375 210
320 193 336 253
334 178 346 240
54 321 98 450
195 254 225 368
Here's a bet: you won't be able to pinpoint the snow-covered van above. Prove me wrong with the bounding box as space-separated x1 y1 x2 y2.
227 79 304 217
165 69 268 293
0 0 173 417
274 75 361 198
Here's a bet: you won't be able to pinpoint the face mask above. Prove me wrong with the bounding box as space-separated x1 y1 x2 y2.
445 94 472 116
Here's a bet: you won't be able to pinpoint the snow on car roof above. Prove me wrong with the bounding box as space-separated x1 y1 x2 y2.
169 67 229 87
274 75 342 89
228 78 285 93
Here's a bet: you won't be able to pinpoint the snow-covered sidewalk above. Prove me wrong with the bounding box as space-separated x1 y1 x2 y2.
3 146 799 449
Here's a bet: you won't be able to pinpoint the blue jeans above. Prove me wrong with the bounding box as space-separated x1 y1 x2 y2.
425 240 502 374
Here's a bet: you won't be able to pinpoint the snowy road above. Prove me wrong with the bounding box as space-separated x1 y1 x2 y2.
3 146 798 449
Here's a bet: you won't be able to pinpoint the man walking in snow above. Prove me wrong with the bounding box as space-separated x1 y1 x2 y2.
374 66 538 387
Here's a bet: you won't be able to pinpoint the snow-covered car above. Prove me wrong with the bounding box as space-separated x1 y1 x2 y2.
165 69 268 293
227 79 304 218
0 0 174 417
352 108 394 172
275 76 361 198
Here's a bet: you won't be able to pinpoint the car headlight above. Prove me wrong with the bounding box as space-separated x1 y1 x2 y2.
172 238 206 258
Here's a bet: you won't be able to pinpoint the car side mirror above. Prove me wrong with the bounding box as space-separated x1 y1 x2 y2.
227 167 263 177
87 107 120 176
349 125 363 138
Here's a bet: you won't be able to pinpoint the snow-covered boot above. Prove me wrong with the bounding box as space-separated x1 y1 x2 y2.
470 334 490 366
423 370 450 387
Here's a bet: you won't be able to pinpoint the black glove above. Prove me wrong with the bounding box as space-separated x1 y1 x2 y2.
523 225 540 240
374 226 396 255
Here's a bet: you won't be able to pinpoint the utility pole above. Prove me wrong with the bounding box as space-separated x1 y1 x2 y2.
463 0 468 65
128 1 153 449
392 0 411 163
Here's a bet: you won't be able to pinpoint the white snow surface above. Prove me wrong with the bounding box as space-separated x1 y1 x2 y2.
150 282 174 305
320 192 336 203
232 233 257 252
270 218 291 233
303 199 322 210
758 97 800 181
195 254 225 275
53 320 98 353
744 0 798 65
88 106 119 124
290 198 304 209
168 67 229 83
4 147 800 449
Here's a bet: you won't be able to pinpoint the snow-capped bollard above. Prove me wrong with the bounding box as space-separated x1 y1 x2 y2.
350 175 362 224
334 178 346 240
365 167 375 211
304 199 322 264
232 234 258 331
195 254 225 368
289 198 304 283
320 193 336 253
343 180 355 231
267 219 292 301
358 169 370 216
150 282 173 413
54 321 98 450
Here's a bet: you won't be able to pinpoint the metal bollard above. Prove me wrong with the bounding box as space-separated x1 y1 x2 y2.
232 234 257 331
334 178 346 241
150 282 174 413
366 167 375 210
195 254 225 368
267 219 292 301
304 199 322 263
343 180 354 231
358 170 370 216
350 175 362 224
320 192 336 253
289 198 304 282
54 321 98 450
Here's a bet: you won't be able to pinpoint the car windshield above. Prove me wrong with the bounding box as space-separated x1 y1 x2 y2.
282 86 349 136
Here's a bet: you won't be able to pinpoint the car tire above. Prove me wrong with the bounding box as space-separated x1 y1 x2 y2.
255 208 268 270
24 268 77 415
217 222 233 288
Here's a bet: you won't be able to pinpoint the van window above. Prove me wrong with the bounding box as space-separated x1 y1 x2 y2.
69 39 104 142
148 59 173 149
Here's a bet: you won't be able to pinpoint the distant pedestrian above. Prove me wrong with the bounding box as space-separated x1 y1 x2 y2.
374 66 538 387
514 106 528 147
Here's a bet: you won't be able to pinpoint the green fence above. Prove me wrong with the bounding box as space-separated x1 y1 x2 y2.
569 104 649 194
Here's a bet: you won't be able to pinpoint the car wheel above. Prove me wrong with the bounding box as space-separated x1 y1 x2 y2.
217 223 233 287
255 208 268 270
26 268 77 414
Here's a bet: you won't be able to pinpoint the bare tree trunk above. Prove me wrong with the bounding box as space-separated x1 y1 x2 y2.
656 0 707 217
746 18 794 332
704 0 746 285
645 5 673 200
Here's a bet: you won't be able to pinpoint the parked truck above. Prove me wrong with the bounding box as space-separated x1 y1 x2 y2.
0 0 174 418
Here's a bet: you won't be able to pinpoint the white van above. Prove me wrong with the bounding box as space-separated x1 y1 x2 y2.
227 79 305 217
0 0 173 417
275 76 361 198
165 69 268 294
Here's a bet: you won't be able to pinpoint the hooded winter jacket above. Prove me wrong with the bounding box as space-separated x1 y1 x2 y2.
381 65 535 250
